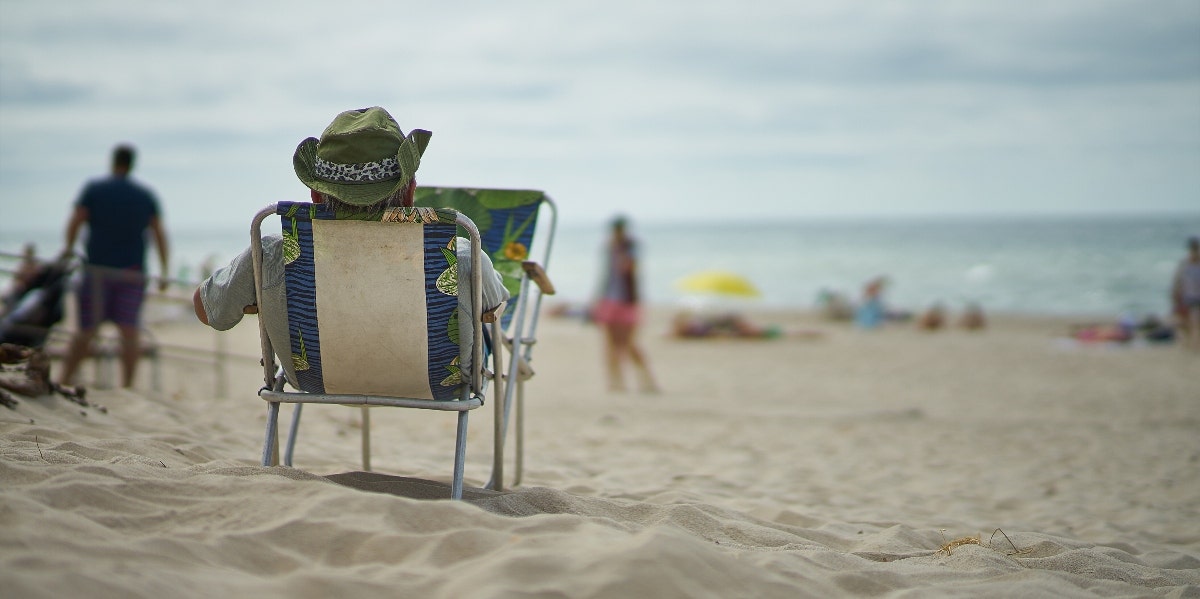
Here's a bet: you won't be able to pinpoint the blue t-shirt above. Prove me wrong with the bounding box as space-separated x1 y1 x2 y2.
77 175 160 269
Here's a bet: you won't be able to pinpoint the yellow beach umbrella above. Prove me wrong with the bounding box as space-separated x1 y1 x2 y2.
675 270 762 298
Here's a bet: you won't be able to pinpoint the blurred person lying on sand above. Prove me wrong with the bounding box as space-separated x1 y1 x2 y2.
917 302 988 332
192 107 508 387
916 303 946 331
959 302 986 330
671 310 823 341
815 288 855 321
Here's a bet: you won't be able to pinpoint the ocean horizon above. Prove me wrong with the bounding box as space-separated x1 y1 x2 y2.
3 211 1198 319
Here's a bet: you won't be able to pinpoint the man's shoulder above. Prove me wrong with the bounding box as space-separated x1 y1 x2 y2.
259 234 285 264
79 176 111 196
123 177 159 202
232 234 283 262
81 175 157 202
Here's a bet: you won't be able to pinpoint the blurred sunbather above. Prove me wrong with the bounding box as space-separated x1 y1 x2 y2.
917 303 946 331
673 311 779 339
959 302 986 330
671 311 824 341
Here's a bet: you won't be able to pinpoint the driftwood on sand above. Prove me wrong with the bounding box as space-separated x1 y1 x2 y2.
0 343 100 412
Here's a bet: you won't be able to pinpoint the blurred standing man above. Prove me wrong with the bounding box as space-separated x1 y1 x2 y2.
59 144 170 388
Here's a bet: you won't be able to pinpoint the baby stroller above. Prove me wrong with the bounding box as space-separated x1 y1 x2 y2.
0 256 76 349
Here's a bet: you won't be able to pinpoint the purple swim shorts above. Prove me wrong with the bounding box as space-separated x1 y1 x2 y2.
76 267 147 329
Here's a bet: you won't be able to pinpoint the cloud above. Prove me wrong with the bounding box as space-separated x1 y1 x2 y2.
1 0 1197 230
0 63 93 104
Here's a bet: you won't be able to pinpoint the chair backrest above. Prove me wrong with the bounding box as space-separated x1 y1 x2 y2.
414 187 555 329
256 202 482 401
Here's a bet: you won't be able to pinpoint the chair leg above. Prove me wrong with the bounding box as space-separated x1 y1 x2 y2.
452 411 469 500
284 403 304 467
262 402 280 466
361 406 372 472
514 379 525 487
485 321 506 492
490 337 523 490
489 383 505 491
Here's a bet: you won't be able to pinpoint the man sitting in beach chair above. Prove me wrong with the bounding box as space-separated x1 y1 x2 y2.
191 107 509 497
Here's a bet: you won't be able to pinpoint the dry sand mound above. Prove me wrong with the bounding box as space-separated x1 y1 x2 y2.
2 310 1198 597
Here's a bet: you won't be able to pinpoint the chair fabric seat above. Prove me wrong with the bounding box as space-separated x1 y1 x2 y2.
277 202 464 400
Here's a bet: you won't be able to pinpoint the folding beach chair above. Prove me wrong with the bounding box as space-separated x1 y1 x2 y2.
250 202 501 500
414 187 557 490
0 256 73 349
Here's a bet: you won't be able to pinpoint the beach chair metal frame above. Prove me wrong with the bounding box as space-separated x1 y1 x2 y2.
414 187 557 491
249 202 499 500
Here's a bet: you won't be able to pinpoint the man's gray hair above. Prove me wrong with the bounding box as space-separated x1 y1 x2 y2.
318 187 409 212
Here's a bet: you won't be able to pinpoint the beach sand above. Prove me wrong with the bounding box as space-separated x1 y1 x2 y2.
2 304 1198 598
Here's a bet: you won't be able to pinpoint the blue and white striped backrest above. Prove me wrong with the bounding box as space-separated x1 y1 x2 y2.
276 202 467 400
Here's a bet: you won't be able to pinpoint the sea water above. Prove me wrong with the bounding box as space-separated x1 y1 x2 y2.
539 214 1200 318
3 213 1198 318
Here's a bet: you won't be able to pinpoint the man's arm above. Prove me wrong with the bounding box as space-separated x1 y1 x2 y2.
63 194 172 289
192 286 257 326
194 237 281 330
476 249 510 312
149 215 170 292
62 206 88 258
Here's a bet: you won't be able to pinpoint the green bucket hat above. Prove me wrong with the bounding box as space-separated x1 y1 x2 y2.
293 107 432 207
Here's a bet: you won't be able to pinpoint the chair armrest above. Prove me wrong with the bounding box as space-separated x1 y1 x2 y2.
521 261 556 295
482 300 507 324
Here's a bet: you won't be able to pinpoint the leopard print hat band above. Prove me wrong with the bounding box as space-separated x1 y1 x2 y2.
312 155 400 184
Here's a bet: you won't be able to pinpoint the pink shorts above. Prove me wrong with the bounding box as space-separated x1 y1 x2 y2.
592 299 640 326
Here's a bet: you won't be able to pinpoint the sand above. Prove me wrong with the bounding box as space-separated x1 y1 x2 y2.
2 303 1198 598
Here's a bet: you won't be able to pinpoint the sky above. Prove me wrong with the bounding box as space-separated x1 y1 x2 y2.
1 0 1198 232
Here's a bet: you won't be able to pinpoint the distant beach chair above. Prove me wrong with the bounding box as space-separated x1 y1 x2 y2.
1 255 73 349
414 187 557 490
250 202 503 500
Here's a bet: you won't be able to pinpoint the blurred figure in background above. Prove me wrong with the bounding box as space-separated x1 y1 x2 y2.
917 302 946 331
2 244 43 312
816 288 855 321
672 310 782 340
593 216 659 393
1171 236 1200 349
59 144 170 388
855 276 888 329
959 302 987 331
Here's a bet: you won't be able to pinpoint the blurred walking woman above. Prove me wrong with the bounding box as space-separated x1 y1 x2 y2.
593 216 659 393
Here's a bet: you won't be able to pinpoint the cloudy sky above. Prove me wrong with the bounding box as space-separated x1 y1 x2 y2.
1 0 1197 230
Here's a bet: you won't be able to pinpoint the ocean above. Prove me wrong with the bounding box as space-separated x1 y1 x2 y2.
3 213 1198 318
